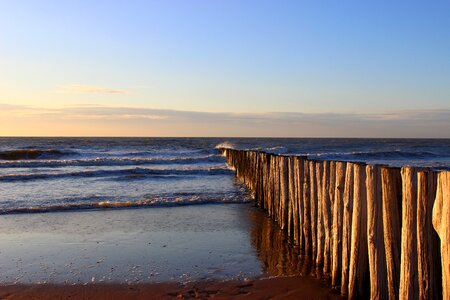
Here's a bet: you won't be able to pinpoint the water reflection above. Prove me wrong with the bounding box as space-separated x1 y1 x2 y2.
247 207 314 277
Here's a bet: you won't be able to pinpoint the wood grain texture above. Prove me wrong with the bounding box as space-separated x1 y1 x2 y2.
279 156 289 230
348 163 369 300
340 162 353 296
366 164 387 300
303 159 311 255
310 161 318 260
381 167 402 300
432 171 450 300
417 170 441 300
288 157 296 240
399 167 418 300
316 162 325 269
331 161 345 287
323 161 334 274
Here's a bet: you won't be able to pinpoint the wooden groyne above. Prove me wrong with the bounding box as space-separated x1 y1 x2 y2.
220 148 449 300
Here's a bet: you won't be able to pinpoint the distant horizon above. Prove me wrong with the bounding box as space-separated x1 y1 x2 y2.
1 136 449 140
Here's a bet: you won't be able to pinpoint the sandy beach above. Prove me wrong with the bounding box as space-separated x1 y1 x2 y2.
0 276 343 299
0 203 343 298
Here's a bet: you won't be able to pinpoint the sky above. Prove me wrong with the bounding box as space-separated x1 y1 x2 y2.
1 0 449 137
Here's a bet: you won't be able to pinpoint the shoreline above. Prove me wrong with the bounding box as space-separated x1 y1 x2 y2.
0 275 343 299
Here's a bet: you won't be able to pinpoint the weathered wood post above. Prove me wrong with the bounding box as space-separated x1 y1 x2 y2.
274 156 280 224
432 171 450 300
381 167 402 300
348 163 369 300
323 161 333 274
268 155 275 218
279 156 289 230
303 159 311 255
310 161 318 260
288 156 296 240
417 170 441 300
297 157 305 249
331 161 346 287
366 164 388 299
293 157 305 247
399 167 418 299
340 162 354 295
263 153 270 211
259 152 267 209
316 162 325 270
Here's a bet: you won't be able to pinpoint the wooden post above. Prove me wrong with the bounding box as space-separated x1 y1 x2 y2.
263 153 270 211
316 162 325 269
274 156 281 224
310 161 318 260
366 164 388 300
417 170 441 300
323 161 333 274
294 157 305 247
399 167 418 299
268 155 274 218
272 155 279 220
331 161 346 287
432 171 450 300
259 153 267 209
381 167 402 300
271 156 277 220
279 156 289 230
303 159 311 255
348 163 369 300
288 156 295 239
297 157 305 249
340 162 354 296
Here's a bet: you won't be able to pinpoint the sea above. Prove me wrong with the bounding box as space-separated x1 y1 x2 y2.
1 137 449 215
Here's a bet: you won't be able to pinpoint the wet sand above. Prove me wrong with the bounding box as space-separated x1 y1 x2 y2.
0 204 266 284
0 203 340 298
0 276 343 299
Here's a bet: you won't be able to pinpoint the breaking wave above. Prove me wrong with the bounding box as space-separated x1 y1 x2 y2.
0 192 251 215
0 166 232 182
0 154 223 168
307 150 441 160
0 149 76 160
215 141 236 150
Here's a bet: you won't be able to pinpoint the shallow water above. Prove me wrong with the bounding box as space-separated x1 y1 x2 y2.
0 204 309 284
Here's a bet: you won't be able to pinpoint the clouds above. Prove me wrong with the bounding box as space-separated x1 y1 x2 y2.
59 85 132 94
1 104 449 137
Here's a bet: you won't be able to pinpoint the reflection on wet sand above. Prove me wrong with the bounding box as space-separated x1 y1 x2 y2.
247 207 316 278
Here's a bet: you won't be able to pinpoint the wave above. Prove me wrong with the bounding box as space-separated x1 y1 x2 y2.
0 166 233 182
0 154 223 168
215 141 235 150
0 192 251 215
263 146 288 154
0 149 76 160
308 150 441 160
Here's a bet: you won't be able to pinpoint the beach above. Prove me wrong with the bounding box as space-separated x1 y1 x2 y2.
0 276 342 299
1 138 448 298
0 203 342 299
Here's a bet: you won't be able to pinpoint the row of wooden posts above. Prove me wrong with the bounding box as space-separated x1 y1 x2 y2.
220 148 449 300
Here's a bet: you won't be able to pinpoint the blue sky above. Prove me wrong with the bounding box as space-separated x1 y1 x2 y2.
1 1 449 136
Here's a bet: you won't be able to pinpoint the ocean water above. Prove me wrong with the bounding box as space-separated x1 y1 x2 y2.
0 137 449 214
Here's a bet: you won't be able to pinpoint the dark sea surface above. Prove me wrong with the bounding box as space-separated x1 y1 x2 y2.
1 137 449 214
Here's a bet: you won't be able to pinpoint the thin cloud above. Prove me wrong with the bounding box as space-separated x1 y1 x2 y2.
59 84 132 94
1 104 449 137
